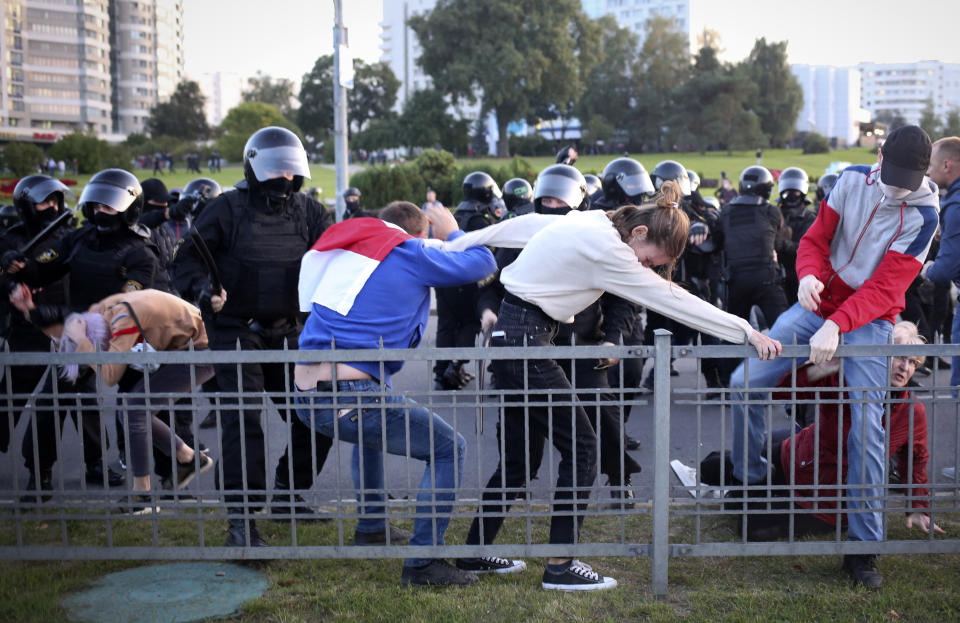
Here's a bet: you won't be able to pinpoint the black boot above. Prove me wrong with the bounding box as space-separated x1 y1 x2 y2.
270 476 331 523
226 517 267 547
20 468 53 504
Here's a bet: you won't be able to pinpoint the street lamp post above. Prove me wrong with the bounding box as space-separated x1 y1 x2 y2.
333 0 350 222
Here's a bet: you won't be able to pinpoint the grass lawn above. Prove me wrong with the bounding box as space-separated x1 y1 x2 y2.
2 505 958 622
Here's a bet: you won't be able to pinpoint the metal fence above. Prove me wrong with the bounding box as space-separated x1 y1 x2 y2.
2 332 959 595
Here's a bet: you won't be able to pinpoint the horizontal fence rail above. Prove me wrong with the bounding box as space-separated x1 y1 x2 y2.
1 336 959 595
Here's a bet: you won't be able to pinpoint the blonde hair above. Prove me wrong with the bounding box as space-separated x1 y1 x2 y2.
606 179 689 277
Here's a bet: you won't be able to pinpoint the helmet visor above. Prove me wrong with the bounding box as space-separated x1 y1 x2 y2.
779 178 808 195
534 174 585 210
248 145 311 182
78 182 139 213
26 178 75 205
618 171 655 199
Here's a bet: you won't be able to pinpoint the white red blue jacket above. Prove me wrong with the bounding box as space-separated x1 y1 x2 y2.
796 164 939 333
297 217 496 387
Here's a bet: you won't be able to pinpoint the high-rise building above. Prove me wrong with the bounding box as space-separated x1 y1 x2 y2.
1 0 113 143
791 65 870 148
859 61 960 126
0 0 183 144
195 71 244 127
109 0 184 135
581 0 703 52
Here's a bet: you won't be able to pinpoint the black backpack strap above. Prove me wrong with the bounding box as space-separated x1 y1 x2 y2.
119 300 152 347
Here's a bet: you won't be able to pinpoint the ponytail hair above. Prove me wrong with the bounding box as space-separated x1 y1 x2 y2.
606 179 689 278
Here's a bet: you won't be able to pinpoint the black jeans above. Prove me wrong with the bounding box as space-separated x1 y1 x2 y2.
433 284 480 378
467 298 598 546
211 318 333 508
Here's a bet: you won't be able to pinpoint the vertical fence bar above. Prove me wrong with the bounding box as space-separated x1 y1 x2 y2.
651 329 672 597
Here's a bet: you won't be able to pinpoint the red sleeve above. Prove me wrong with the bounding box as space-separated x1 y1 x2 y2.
828 250 920 333
795 200 839 281
893 401 930 511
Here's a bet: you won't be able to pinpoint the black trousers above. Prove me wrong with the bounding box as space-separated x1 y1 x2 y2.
467 298 598 546
211 318 333 508
433 285 480 377
717 273 788 384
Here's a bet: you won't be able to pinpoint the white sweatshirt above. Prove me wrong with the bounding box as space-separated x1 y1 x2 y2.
445 210 753 344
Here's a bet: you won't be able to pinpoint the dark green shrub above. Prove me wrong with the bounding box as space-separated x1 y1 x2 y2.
2 142 44 176
801 132 830 154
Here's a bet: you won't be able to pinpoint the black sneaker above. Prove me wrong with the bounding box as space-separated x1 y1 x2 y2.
199 412 218 429
353 523 413 545
624 435 641 451
541 560 618 591
401 559 478 587
270 494 333 523
120 494 157 515
226 518 267 547
456 556 527 574
174 452 214 489
843 554 882 590
604 477 636 510
20 469 53 504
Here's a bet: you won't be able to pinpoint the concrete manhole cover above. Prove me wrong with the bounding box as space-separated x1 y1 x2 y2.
62 562 268 622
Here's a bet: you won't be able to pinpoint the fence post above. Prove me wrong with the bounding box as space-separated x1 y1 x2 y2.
651 329 672 597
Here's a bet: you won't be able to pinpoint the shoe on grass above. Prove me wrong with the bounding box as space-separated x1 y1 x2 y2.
842 554 882 590
401 559 478 587
541 559 618 592
456 555 526 574
353 522 413 545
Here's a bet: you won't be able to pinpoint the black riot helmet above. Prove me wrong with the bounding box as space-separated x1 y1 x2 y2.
0 204 19 230
534 164 588 214
778 167 809 198
738 165 774 199
343 186 362 218
343 186 361 201
815 173 839 204
651 160 692 196
183 177 222 210
463 171 502 204
600 158 655 205
12 174 75 231
687 170 701 193
556 145 578 166
502 178 533 211
584 174 602 197
78 168 143 227
242 126 311 202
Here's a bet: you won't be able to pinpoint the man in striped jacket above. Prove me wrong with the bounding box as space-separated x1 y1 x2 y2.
727 125 939 589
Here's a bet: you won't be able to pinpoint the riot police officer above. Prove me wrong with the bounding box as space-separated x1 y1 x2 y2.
433 171 502 390
342 186 369 219
502 178 534 217
171 127 334 547
0 204 18 232
776 167 816 306
717 165 788 329
814 173 839 212
0 175 79 499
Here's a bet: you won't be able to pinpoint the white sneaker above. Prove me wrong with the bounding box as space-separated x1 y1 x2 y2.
542 560 617 591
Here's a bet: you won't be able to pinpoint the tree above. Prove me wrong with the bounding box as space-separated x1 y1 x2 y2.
942 108 960 139
574 15 639 147
297 55 400 139
918 98 941 140
397 88 469 153
242 71 297 120
410 0 599 157
802 132 830 154
48 131 113 174
353 118 403 152
216 101 302 161
631 15 691 151
740 38 803 148
1 142 43 176
873 109 907 132
145 80 210 140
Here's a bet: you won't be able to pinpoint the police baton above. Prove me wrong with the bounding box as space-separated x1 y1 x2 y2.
18 209 75 258
188 226 222 296
475 328 492 434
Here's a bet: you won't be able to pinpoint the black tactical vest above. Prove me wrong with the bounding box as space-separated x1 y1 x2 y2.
721 195 778 275
66 227 151 310
217 190 311 321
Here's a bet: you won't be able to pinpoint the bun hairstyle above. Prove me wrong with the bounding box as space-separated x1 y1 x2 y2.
607 179 689 277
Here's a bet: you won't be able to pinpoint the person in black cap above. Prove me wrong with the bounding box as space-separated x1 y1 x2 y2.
727 125 939 590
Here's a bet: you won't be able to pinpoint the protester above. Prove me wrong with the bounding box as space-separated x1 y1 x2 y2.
294 201 496 586
447 178 780 591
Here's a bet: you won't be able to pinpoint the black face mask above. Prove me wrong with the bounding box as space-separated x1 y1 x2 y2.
35 206 60 225
260 177 294 208
94 211 125 234
781 194 805 209
538 206 571 216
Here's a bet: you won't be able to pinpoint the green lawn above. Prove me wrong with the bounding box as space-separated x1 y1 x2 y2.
2 506 957 622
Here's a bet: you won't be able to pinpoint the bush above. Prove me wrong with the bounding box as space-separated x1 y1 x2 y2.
349 162 425 211
414 149 458 204
2 142 44 176
48 131 114 174
801 132 830 154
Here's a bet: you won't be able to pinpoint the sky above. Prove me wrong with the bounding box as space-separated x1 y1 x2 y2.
183 0 960 85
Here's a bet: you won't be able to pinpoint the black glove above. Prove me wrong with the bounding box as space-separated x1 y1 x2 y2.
169 197 196 221
197 285 215 316
1 249 26 273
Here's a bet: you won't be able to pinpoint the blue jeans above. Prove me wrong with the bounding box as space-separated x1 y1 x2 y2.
729 302 891 542
951 306 960 397
295 379 466 567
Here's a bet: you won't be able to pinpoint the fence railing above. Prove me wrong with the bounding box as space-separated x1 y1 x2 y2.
2 332 959 595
